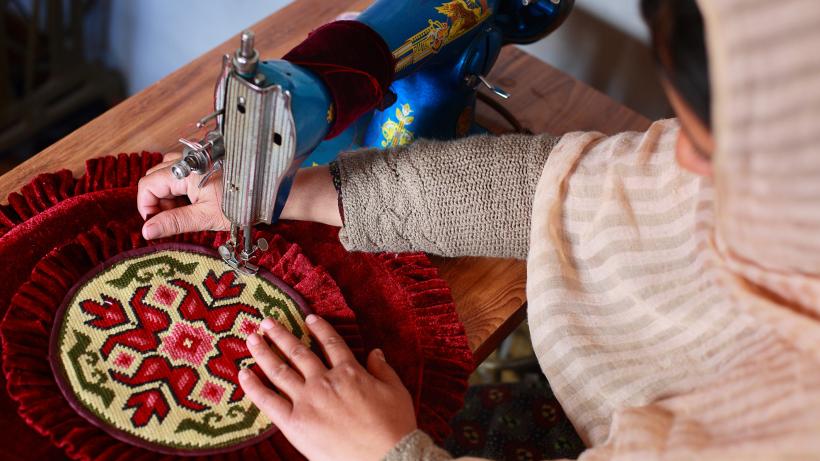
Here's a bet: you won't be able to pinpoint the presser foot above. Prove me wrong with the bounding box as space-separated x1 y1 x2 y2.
218 244 258 275
218 229 269 275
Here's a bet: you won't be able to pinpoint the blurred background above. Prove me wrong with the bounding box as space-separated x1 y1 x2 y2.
0 0 670 174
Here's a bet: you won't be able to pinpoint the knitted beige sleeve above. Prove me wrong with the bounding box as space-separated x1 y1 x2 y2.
382 430 456 461
336 133 557 259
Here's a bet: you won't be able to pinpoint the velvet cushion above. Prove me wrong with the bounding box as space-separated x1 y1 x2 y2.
0 153 473 461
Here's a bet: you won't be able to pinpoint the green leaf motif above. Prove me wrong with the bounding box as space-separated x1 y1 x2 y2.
253 285 304 339
175 405 261 436
106 256 198 288
66 330 115 407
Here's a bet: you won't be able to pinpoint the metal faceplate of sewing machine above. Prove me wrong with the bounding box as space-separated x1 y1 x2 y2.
217 73 297 275
221 78 296 226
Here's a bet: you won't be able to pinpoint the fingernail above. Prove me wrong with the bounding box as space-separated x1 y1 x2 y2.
261 318 276 330
374 348 385 361
247 333 261 346
142 223 158 240
305 314 318 324
238 368 251 380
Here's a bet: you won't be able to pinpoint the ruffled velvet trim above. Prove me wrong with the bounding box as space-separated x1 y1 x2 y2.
0 152 164 319
0 153 474 460
0 152 162 237
378 253 473 441
2 218 362 461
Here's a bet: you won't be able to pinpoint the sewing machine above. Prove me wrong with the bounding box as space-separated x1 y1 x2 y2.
171 0 572 274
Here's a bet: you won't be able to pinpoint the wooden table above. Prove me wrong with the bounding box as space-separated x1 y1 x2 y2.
0 0 649 363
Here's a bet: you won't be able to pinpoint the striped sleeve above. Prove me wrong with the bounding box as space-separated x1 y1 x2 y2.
525 118 820 459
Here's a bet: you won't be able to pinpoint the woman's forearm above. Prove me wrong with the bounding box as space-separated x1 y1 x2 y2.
282 133 558 259
280 166 342 227
335 133 558 259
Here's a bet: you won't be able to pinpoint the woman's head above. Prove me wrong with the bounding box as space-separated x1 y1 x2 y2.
659 0 820 328
641 0 714 176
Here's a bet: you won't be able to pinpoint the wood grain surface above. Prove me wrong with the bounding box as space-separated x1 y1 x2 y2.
0 0 650 363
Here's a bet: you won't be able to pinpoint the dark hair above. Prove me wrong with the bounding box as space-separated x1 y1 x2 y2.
641 0 711 127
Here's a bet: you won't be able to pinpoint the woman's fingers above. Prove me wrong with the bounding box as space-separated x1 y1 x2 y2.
157 197 187 212
145 152 182 175
366 349 404 387
136 168 190 219
141 202 228 239
261 318 327 378
305 315 356 367
145 161 173 176
245 332 304 397
238 367 291 426
163 152 182 162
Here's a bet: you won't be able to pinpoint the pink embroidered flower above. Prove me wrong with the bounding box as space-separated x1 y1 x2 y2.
113 351 134 369
153 285 178 307
161 323 214 366
199 381 226 404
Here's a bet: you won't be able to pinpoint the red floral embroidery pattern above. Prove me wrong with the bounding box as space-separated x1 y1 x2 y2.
53 248 310 452
160 323 214 367
200 381 226 404
114 352 135 369
153 285 178 306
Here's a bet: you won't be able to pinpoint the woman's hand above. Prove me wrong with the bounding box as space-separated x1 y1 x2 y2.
136 153 342 240
136 153 230 239
240 315 417 461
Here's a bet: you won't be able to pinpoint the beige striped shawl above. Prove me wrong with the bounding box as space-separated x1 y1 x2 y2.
526 1 820 459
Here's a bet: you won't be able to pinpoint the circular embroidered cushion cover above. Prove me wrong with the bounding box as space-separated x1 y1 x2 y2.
0 153 474 461
51 245 310 454
4 222 363 459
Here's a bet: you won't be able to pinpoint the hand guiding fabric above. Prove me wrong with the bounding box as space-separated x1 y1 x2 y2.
136 152 231 239
136 153 342 240
240 315 417 461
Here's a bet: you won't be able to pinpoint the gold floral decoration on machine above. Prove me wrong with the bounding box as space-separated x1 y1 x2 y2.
393 0 491 72
381 103 416 148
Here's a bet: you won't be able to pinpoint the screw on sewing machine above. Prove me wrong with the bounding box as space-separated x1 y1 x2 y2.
233 31 259 76
171 131 225 182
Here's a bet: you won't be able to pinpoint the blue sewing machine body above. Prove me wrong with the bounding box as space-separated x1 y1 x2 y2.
171 0 571 272
254 0 572 166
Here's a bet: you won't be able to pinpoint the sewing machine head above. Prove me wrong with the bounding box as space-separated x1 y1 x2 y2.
172 31 297 275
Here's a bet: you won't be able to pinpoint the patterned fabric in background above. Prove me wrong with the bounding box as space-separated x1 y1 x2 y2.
444 377 585 460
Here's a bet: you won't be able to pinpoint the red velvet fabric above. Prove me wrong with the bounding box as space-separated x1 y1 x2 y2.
0 153 163 317
283 20 395 139
0 153 473 461
4 221 362 460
